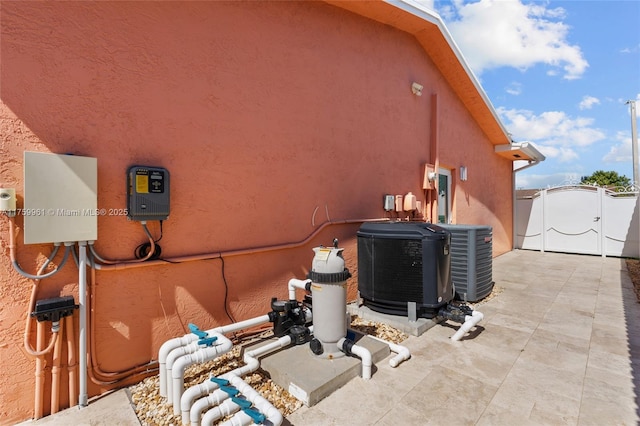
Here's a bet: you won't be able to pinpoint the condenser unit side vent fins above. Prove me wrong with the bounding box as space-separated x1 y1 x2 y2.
438 224 494 302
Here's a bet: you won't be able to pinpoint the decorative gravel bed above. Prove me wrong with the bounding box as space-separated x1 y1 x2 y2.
130 316 408 426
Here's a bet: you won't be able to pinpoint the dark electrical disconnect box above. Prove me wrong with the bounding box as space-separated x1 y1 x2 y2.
127 166 170 221
31 295 78 322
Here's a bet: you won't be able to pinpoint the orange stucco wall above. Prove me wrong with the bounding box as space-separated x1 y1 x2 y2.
0 1 513 423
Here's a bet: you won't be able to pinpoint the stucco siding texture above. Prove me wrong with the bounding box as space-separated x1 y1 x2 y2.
0 1 513 423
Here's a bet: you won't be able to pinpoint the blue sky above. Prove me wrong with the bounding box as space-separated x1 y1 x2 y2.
425 0 640 189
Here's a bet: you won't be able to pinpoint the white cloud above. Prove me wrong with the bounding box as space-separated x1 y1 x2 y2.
536 145 579 163
497 107 606 148
440 0 588 79
505 82 522 95
620 44 640 54
578 96 600 110
603 131 632 163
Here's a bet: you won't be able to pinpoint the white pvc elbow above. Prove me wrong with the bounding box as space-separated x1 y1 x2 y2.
367 335 411 368
338 338 372 380
287 278 311 301
451 310 484 342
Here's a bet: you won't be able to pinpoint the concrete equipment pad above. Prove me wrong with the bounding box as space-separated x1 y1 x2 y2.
260 331 389 407
347 303 440 336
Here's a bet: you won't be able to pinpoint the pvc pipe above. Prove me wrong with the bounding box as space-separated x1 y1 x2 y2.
450 310 484 342
188 334 295 426
184 384 225 425
199 398 240 426
224 334 292 378
160 314 270 398
338 337 372 380
78 241 88 407
160 335 198 398
189 388 229 426
34 321 45 419
367 335 411 368
171 333 234 415
166 341 217 404
218 411 255 426
65 315 78 407
200 376 284 425
213 375 283 426
226 375 283 425
51 321 64 414
288 278 311 301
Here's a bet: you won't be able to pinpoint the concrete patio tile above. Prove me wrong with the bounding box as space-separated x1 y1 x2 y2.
400 367 498 425
579 370 639 426
519 338 589 374
308 373 404 425
476 405 543 426
485 311 539 335
285 405 341 426
528 392 580 425
587 347 634 377
505 357 585 398
483 293 555 321
526 327 591 354
538 308 594 341
438 347 514 388
589 326 633 357
368 355 434 393
374 402 429 426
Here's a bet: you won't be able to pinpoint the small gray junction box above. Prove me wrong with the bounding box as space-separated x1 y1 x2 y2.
127 166 170 221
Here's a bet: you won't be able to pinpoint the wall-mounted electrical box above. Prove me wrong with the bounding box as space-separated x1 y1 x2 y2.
127 166 170 221
24 152 98 244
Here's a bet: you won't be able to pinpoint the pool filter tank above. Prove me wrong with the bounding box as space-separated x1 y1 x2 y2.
307 239 351 359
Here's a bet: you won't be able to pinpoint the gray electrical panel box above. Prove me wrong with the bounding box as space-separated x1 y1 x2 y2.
24 152 98 244
127 166 170 221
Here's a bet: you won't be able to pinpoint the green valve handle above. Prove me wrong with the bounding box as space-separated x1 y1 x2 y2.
210 377 230 386
220 386 239 397
197 336 218 346
243 407 266 424
231 396 252 409
188 323 208 339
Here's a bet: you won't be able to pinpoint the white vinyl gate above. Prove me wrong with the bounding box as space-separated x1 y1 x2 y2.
516 185 639 257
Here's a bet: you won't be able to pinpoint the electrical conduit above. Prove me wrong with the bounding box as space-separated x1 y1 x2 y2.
65 315 78 407
450 310 484 342
78 242 89 407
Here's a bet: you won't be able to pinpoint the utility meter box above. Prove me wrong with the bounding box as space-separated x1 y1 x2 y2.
23 152 98 244
127 166 170 221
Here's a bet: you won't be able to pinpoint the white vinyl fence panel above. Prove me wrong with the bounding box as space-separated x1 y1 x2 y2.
516 185 639 258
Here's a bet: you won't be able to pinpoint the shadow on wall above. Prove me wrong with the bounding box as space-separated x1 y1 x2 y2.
622 199 640 259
